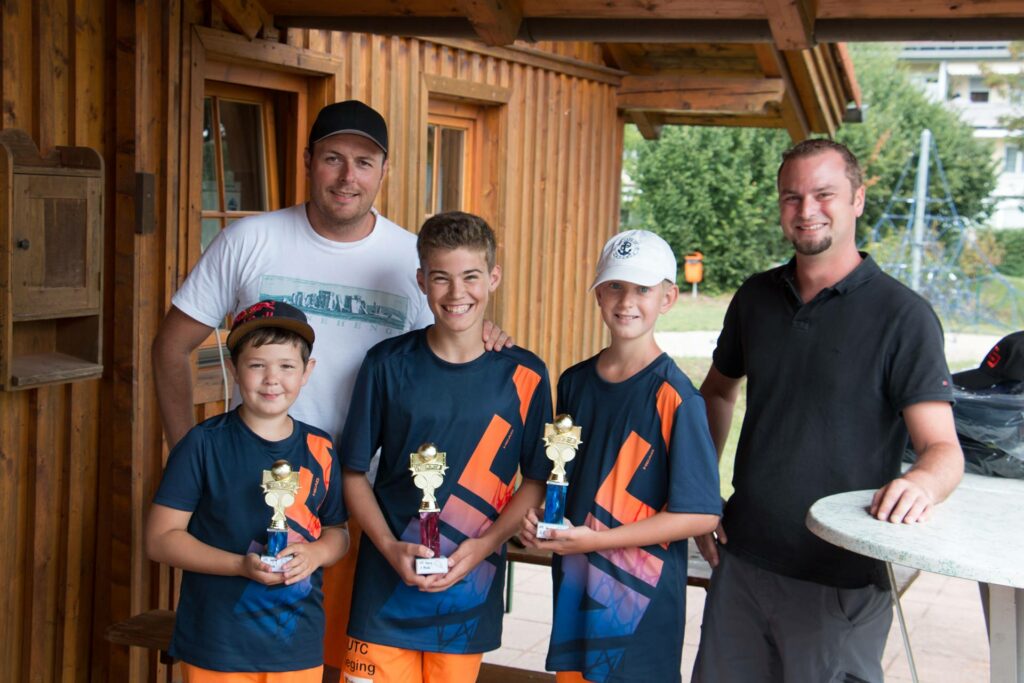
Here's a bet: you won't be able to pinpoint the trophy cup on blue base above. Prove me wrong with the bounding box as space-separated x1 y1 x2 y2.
260 459 300 572
410 443 450 575
536 414 583 539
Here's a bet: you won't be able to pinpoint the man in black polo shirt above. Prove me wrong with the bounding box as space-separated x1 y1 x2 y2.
692 139 964 683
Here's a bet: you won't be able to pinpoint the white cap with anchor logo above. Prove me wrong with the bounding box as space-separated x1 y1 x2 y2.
590 229 677 290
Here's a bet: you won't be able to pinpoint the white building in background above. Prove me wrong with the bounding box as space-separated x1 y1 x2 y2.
901 42 1024 230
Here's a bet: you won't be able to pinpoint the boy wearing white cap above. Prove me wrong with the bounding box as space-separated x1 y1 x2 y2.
521 230 722 683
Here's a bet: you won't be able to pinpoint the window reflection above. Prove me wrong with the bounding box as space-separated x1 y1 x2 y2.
200 94 271 252
219 100 267 212
424 123 465 216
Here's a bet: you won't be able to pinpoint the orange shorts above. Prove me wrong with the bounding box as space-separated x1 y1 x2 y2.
555 673 589 683
324 521 362 674
342 637 483 683
179 662 323 683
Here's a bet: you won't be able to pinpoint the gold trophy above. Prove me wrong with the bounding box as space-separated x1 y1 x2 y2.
536 414 583 539
260 459 300 572
410 443 449 574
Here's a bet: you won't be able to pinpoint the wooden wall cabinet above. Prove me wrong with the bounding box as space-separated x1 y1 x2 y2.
0 130 103 390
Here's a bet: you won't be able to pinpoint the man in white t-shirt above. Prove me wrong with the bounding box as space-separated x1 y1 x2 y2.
153 100 505 447
152 100 509 679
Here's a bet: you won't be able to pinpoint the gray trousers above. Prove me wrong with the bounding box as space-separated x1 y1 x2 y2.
692 546 892 683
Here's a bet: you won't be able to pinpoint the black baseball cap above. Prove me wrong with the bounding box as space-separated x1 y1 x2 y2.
308 100 388 155
226 300 315 352
952 331 1024 390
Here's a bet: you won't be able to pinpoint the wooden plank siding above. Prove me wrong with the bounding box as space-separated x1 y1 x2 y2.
188 29 619 421
0 0 109 681
185 24 619 681
0 3 620 680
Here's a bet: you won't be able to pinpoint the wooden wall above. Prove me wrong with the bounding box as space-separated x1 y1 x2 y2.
276 30 621 384
0 2 623 682
0 1 108 681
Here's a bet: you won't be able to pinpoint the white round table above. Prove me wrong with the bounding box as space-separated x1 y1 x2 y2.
807 473 1024 683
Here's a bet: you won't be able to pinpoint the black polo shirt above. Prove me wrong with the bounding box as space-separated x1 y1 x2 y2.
714 254 953 588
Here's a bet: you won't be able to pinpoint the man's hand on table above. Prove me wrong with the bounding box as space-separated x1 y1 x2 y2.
870 477 935 524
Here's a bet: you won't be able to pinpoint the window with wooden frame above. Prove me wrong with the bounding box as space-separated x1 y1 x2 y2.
190 64 308 279
192 67 309 373
201 81 281 252
424 100 482 220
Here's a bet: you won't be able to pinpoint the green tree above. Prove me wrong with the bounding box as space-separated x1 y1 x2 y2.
994 229 1024 277
628 44 998 292
984 41 1024 134
958 229 1004 278
839 44 998 233
631 126 790 292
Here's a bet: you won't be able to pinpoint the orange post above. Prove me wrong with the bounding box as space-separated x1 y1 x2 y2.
684 252 704 284
684 252 703 298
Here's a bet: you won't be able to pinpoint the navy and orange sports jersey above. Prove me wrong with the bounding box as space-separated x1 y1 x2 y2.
341 328 552 653
547 353 721 683
153 409 345 672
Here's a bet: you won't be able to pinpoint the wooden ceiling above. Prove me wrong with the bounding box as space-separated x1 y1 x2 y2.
228 1 1023 140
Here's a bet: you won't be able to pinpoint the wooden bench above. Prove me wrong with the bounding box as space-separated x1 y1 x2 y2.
478 664 555 681
104 609 176 665
105 550 917 682
505 541 726 591
507 542 919 595
507 541 716 587
104 610 552 681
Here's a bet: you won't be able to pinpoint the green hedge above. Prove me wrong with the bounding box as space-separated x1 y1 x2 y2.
995 230 1024 277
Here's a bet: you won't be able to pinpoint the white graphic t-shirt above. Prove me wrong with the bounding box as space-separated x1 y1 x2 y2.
172 205 432 438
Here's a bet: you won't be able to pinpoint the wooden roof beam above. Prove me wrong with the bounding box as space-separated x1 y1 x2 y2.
754 45 812 141
618 76 785 115
455 0 523 46
215 0 274 40
814 18 1024 41
662 113 784 129
783 49 835 135
629 111 662 141
272 16 775 43
763 0 816 50
601 44 639 73
266 0 1024 20
779 92 812 142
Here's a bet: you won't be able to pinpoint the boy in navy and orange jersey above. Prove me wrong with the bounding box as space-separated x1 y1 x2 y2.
521 230 722 683
340 211 552 683
146 301 349 683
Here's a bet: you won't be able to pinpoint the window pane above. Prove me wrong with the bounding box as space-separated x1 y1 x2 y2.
1007 146 1022 175
201 98 219 211
219 100 268 212
438 128 464 213
969 76 990 103
425 125 436 215
201 218 222 252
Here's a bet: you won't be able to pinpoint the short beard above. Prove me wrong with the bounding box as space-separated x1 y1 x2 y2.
791 234 832 256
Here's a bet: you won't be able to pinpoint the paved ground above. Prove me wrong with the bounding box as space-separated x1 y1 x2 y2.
655 331 1001 366
486 332 1002 679
488 561 991 681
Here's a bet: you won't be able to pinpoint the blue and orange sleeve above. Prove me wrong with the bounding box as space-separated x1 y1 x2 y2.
283 434 347 540
338 353 384 473
152 427 206 512
517 362 554 481
311 434 347 527
664 382 721 515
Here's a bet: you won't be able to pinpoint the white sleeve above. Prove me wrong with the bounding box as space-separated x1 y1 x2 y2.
170 227 242 327
411 290 434 330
